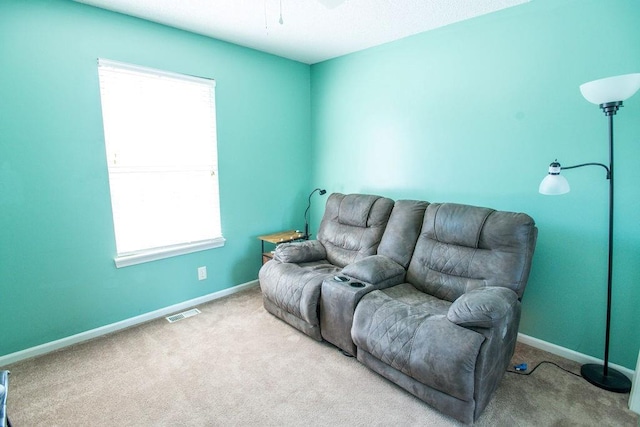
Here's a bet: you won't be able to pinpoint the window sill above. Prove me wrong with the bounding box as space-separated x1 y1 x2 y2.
114 237 226 268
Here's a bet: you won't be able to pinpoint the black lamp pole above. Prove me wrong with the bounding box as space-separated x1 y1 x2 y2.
304 188 326 239
546 73 640 392
576 101 631 393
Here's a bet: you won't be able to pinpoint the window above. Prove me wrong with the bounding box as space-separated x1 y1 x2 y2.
97 59 224 268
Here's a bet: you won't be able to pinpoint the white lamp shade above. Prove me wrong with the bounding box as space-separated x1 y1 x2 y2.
539 174 570 195
580 73 640 105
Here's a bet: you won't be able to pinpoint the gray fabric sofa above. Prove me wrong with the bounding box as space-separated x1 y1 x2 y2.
258 193 537 424
259 193 394 340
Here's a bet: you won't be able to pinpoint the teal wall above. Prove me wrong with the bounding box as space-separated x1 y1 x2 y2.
311 0 640 369
0 0 311 356
2 0 639 371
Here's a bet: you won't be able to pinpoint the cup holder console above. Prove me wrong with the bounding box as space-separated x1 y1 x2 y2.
333 276 365 288
321 275 371 355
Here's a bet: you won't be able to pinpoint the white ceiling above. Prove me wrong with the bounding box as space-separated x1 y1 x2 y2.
74 0 529 64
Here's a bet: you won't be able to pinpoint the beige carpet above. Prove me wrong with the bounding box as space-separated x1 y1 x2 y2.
3 285 638 426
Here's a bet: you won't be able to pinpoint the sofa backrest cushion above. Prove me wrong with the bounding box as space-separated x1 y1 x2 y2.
406 203 537 301
377 200 429 268
318 193 394 268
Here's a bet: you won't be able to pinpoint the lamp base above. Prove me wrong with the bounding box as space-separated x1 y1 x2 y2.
581 363 631 393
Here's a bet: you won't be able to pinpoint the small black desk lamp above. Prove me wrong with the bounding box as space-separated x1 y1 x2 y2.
303 188 326 239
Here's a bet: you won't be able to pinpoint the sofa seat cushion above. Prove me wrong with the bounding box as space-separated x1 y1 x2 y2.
259 260 340 326
352 284 485 401
374 283 451 312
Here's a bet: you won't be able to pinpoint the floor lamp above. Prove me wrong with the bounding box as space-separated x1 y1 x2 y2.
539 73 640 393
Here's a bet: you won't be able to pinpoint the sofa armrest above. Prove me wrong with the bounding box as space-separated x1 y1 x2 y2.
273 240 327 263
447 287 519 328
341 255 405 288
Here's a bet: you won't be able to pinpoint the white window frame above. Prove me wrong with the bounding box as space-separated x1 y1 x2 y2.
97 59 225 268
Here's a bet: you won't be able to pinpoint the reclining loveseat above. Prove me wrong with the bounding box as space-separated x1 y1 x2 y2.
258 193 537 423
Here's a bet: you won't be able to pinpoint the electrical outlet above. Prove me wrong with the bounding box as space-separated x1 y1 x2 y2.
197 266 207 281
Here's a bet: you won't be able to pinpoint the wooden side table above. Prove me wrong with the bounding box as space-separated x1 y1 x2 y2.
258 230 305 264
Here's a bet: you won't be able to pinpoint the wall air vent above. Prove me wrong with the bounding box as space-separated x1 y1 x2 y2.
166 308 201 323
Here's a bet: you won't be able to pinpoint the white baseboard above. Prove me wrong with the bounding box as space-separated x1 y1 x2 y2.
517 333 638 413
0 280 259 367
517 333 635 379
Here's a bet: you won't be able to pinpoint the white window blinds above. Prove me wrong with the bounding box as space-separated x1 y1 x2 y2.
98 59 224 267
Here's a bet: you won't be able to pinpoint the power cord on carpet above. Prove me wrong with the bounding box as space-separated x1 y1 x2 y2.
507 361 582 378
